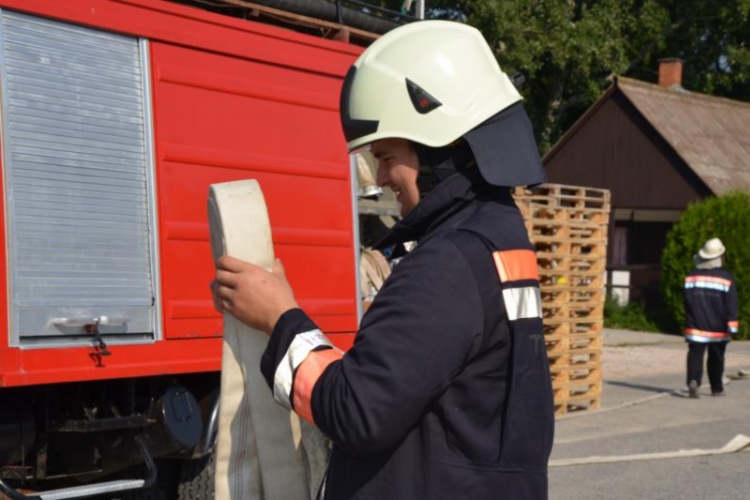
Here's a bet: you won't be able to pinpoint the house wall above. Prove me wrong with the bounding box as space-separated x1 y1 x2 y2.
544 91 711 210
543 90 713 310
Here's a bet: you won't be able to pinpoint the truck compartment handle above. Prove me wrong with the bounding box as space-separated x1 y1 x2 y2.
49 316 130 328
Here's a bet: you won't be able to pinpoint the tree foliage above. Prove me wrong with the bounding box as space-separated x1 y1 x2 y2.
656 0 750 102
661 192 750 340
424 0 750 152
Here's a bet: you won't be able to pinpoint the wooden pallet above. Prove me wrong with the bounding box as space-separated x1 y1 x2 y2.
558 394 602 415
519 206 610 226
550 348 602 413
514 183 610 417
545 331 602 354
533 240 608 261
541 285 605 304
525 219 607 242
514 184 611 212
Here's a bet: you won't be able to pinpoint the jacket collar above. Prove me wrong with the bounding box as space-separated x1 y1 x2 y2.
375 167 486 250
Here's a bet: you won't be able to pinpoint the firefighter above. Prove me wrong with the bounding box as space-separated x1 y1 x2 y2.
684 237 739 398
214 20 554 499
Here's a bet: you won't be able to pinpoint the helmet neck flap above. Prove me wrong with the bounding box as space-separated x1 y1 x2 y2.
413 102 547 196
413 140 473 197
462 102 547 188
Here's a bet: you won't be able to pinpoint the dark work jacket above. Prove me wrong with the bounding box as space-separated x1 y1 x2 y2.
262 168 555 500
684 267 739 343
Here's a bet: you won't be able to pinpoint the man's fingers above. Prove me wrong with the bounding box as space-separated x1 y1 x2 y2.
215 268 240 287
215 286 235 314
216 255 252 273
215 283 234 301
209 280 226 313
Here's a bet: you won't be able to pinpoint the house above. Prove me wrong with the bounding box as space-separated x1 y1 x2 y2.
544 59 750 307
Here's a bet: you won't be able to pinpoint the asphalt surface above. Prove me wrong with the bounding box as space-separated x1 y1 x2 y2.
550 330 750 500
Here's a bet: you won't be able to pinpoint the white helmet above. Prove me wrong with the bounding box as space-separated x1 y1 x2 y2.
699 238 726 260
340 20 523 152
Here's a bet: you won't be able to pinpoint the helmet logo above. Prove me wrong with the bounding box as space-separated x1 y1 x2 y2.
406 78 442 114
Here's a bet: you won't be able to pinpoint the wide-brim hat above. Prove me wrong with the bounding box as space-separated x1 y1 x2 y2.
698 237 725 260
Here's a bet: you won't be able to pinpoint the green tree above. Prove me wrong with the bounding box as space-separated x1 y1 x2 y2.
425 0 750 153
661 192 750 339
652 0 750 101
427 0 670 151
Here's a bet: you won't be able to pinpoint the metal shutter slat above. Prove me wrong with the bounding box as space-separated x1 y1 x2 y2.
11 113 144 141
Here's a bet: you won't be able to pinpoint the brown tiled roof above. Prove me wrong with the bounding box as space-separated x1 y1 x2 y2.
617 77 750 195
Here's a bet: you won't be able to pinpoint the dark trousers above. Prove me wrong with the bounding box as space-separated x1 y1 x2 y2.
687 341 728 392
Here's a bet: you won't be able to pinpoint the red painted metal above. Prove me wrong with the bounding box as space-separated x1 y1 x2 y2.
0 0 361 387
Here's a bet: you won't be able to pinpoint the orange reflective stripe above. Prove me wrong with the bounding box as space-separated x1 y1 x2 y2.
493 249 539 282
292 349 343 425
684 328 728 338
685 276 732 287
728 321 739 328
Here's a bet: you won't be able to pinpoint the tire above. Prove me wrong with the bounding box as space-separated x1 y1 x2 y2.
177 451 215 500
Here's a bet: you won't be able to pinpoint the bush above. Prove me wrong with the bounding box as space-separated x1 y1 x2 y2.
604 297 659 332
661 192 750 340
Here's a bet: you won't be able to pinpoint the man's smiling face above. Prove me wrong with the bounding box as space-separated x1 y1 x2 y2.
371 138 420 217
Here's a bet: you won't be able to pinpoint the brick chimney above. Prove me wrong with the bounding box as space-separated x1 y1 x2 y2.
658 58 683 89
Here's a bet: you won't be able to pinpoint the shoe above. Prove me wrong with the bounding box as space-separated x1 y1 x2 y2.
711 390 726 397
688 380 700 399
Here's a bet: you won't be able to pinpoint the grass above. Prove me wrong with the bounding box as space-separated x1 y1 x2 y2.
604 298 661 333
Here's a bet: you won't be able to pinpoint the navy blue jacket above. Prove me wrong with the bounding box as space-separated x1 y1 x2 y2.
262 169 555 499
684 267 739 342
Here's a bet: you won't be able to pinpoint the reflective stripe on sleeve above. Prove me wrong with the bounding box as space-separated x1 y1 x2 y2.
729 321 739 334
273 329 333 410
493 249 540 283
292 349 343 425
502 286 542 321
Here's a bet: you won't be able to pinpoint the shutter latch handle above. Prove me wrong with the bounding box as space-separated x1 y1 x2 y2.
51 316 130 356
84 319 112 356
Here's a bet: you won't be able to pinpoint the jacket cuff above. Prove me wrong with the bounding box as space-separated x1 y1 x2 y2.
260 308 332 410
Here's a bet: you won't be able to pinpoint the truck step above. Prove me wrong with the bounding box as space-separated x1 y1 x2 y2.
0 437 156 500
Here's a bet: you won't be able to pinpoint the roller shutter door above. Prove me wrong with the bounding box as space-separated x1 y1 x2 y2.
0 10 158 344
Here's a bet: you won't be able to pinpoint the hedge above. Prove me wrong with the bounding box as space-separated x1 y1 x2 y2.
661 192 750 340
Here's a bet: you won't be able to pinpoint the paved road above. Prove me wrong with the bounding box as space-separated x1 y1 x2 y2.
551 332 750 500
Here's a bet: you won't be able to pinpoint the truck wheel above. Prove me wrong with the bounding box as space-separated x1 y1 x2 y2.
177 451 215 500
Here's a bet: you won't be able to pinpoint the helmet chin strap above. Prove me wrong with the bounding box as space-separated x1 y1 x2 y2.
413 140 475 197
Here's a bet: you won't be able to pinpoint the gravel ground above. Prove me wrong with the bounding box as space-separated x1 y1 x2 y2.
552 333 750 500
602 337 750 380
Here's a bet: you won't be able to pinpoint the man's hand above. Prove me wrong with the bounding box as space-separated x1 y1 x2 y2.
211 256 299 335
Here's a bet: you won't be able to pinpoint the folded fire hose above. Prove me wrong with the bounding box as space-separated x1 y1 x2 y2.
208 180 329 500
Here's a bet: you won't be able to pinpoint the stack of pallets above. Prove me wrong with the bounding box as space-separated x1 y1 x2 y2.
513 184 611 416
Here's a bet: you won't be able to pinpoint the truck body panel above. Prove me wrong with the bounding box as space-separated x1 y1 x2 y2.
0 0 361 389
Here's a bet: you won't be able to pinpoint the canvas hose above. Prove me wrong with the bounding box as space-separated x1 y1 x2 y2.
208 180 329 500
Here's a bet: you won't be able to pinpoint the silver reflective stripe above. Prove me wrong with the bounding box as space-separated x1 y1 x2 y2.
0 11 155 341
502 286 542 321
273 329 333 410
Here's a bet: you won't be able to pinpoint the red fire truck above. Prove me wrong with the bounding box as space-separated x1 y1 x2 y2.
0 1 409 497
